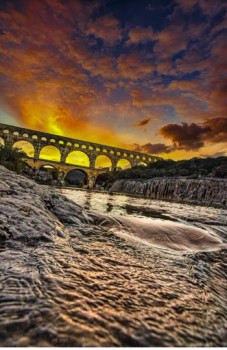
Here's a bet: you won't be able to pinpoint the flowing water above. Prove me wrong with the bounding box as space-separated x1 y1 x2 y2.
61 189 227 345
0 185 227 347
62 189 227 252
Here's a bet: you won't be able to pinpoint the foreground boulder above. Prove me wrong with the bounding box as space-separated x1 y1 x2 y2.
0 165 89 243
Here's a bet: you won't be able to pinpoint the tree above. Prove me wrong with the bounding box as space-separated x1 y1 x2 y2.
214 164 227 178
110 156 227 182
0 144 26 173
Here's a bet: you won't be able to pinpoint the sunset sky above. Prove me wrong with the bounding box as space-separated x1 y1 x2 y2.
0 0 226 160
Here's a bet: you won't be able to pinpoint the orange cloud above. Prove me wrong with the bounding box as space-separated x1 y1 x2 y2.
0 0 226 162
87 14 122 44
130 87 211 122
154 26 188 59
0 0 130 150
127 26 154 45
131 88 146 106
118 53 154 80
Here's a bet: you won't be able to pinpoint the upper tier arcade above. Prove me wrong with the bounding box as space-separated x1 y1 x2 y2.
0 122 163 170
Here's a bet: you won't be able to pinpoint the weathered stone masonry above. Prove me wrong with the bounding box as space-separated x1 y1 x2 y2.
0 123 162 187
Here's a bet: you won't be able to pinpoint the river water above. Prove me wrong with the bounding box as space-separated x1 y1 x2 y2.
1 181 227 347
62 188 227 251
59 188 227 346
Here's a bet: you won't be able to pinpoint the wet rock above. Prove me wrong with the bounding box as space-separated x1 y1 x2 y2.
0 165 88 243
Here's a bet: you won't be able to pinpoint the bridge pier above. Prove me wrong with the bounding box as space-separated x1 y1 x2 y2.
25 158 107 188
34 142 42 159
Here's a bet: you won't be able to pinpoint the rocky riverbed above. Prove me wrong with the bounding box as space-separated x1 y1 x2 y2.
111 177 227 207
0 165 227 346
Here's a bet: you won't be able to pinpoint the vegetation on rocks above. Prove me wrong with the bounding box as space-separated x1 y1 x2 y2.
99 157 227 189
0 144 26 173
119 157 227 179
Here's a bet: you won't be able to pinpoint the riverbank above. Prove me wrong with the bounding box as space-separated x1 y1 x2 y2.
0 165 227 346
110 177 227 208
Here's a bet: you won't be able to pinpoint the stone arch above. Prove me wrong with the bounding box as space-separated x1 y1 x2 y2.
39 145 61 162
13 131 19 136
0 137 5 145
138 161 148 166
59 140 64 144
12 140 34 157
95 173 109 187
95 155 112 169
39 165 59 179
3 129 9 134
32 135 38 139
50 138 56 143
40 164 58 171
41 137 47 141
65 169 88 187
116 159 132 170
66 151 90 167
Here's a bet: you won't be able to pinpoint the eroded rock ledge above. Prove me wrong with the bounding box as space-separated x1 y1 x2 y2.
0 165 89 243
111 177 227 207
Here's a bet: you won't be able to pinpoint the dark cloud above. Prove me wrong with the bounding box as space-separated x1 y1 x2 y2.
133 143 174 154
87 14 122 44
160 118 227 151
160 122 210 150
205 117 227 143
200 151 227 158
133 118 151 127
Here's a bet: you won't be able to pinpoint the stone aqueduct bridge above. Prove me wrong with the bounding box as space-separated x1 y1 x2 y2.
0 123 162 186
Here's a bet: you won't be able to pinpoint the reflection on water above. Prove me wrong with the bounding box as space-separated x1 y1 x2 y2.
62 188 175 220
61 188 227 253
61 188 227 230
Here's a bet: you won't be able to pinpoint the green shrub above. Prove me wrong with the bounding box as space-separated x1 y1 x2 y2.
109 156 227 183
0 144 26 173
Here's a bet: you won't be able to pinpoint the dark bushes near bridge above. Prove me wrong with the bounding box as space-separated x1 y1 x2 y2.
101 157 227 189
0 144 26 173
116 157 227 180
